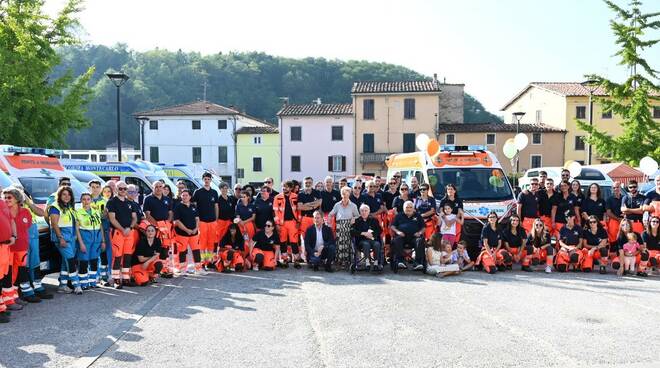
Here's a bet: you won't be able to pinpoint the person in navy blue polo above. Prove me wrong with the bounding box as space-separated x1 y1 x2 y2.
143 181 173 225
359 180 386 219
621 180 646 234
390 201 425 271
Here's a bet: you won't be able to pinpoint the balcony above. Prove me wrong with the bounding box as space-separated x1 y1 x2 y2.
360 152 391 163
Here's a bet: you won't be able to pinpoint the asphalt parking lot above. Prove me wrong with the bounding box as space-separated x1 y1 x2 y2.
1 268 660 368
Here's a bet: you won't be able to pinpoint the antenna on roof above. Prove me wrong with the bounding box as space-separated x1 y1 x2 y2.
279 96 289 106
313 97 322 105
203 79 208 101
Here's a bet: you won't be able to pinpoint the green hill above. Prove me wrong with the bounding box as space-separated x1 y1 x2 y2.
57 44 502 148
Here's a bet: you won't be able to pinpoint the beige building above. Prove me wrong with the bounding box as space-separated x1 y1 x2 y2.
436 123 566 174
501 82 660 165
352 79 464 176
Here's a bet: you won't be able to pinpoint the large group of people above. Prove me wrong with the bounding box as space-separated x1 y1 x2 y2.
0 169 659 323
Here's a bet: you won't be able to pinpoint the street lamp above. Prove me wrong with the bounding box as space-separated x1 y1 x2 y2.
106 72 129 161
581 79 598 165
135 116 149 160
512 112 526 186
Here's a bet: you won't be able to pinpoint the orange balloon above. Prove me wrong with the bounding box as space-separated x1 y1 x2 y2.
426 139 440 157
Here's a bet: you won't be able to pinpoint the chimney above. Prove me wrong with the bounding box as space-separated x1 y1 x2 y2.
314 98 322 105
433 73 438 82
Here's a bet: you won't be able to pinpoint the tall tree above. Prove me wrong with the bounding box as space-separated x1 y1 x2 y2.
576 0 659 164
0 0 94 147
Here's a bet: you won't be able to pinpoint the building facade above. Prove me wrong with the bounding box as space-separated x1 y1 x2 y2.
236 126 280 188
436 123 567 174
352 80 464 176
135 101 270 185
501 82 660 165
277 102 354 182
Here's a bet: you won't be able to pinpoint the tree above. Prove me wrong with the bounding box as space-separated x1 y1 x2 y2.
576 0 660 165
0 0 94 147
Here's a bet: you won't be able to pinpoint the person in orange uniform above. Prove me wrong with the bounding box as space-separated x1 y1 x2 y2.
216 182 237 247
173 189 202 275
106 182 137 289
273 181 301 268
517 178 541 234
216 223 246 272
0 192 17 323
250 220 281 271
130 225 164 285
192 173 219 267
620 180 646 234
143 181 174 273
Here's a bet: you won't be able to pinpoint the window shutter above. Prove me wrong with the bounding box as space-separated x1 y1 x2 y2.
341 156 346 171
328 156 333 171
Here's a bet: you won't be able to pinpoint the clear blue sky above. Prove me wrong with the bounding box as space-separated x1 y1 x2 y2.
46 0 659 117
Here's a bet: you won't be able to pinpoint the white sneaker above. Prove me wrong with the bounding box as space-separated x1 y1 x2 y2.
74 286 83 295
198 269 208 276
253 265 259 271
57 285 72 294
414 264 424 271
173 268 181 277
545 266 552 274
186 268 195 275
397 262 407 269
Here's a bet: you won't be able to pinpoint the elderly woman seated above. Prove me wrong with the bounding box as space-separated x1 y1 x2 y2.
390 200 426 271
350 204 383 271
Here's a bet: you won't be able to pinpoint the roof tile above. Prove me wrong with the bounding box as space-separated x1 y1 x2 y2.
351 80 443 94
437 123 565 133
236 126 279 134
134 100 240 116
277 103 353 116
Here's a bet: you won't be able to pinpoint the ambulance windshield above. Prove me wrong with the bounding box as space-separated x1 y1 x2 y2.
18 177 87 204
427 168 513 201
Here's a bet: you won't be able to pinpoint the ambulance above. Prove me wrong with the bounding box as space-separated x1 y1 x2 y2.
62 160 178 202
158 163 220 193
386 145 517 254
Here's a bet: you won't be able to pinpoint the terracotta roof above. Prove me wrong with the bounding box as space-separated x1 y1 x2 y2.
351 80 443 94
236 126 279 134
134 100 240 116
437 123 566 133
277 103 353 116
501 82 660 110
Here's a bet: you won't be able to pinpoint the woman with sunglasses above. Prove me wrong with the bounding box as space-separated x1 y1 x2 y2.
250 220 280 271
477 211 506 273
414 183 437 241
254 186 274 232
640 216 660 276
439 184 464 243
173 189 202 275
392 183 412 216
49 186 82 294
581 215 609 273
523 218 553 273
75 193 104 289
611 220 636 276
501 214 526 267
235 192 257 241
216 223 246 272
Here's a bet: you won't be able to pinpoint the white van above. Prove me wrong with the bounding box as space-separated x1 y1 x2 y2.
519 166 620 199
386 145 517 251
159 164 220 193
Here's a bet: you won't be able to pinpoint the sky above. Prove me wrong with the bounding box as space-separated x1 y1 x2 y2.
44 0 659 116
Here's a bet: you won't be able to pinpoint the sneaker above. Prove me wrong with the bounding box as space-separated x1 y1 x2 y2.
397 262 407 270
198 269 209 276
57 286 73 294
160 272 174 279
545 266 552 274
253 265 260 271
113 282 123 290
74 287 83 295
23 295 41 303
186 268 195 275
7 303 23 311
413 264 424 271
101 280 111 287
637 271 648 277
313 264 319 272
599 266 607 274
35 291 53 300
173 269 182 277
293 261 302 269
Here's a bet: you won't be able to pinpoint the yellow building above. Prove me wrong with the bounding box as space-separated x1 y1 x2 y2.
501 82 660 164
352 79 464 176
236 126 280 187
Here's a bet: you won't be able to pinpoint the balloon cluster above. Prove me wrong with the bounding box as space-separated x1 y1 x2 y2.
640 156 658 176
488 169 505 187
415 133 441 158
502 133 529 159
562 160 582 178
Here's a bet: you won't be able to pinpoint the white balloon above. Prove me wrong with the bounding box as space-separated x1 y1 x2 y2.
639 156 659 176
514 133 529 151
415 134 430 151
568 161 582 178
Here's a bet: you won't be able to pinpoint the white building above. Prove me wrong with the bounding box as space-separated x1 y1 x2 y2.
135 101 270 185
277 102 354 182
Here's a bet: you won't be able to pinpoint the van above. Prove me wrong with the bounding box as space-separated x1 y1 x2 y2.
519 166 620 199
158 164 220 193
62 160 178 203
67 170 106 188
386 145 517 254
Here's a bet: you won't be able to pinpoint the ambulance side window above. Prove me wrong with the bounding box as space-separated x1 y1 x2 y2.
125 177 152 197
400 170 412 184
414 171 424 185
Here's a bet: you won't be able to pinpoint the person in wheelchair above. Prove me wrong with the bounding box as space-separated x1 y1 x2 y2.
390 201 426 271
351 204 383 271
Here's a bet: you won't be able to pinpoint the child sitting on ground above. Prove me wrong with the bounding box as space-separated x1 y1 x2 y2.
451 241 474 271
425 234 460 277
623 232 641 275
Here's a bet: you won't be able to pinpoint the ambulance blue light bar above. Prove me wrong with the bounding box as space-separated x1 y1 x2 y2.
0 145 63 156
440 145 486 152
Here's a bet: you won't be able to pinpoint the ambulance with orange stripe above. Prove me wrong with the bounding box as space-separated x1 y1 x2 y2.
386 145 516 254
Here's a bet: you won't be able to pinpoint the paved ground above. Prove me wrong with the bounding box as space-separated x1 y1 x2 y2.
1 268 660 368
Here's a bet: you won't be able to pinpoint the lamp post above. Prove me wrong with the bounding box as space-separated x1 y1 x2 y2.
106 72 129 161
581 80 598 165
512 111 526 187
135 116 149 160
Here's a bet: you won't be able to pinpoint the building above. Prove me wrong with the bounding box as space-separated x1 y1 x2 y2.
352 79 464 176
501 82 660 165
277 102 354 182
134 100 270 185
235 125 280 187
436 123 566 174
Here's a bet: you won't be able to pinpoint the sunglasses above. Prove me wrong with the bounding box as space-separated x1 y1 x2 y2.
531 183 539 186
127 190 138 194
393 175 401 178
488 216 497 220
589 221 598 224
264 181 272 184
400 188 409 191
61 183 71 186
117 187 127 191
628 186 637 189
535 224 544 227
265 224 273 228
651 220 659 224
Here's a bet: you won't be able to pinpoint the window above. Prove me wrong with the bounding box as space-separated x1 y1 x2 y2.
486 133 496 145
192 147 202 163
602 110 612 119
331 126 343 141
149 120 158 130
363 133 374 153
532 133 542 145
328 155 346 172
218 119 227 129
574 136 585 151
403 133 415 153
192 120 201 130
445 134 455 145
404 98 415 119
530 155 542 169
236 169 244 179
363 99 375 120
535 110 542 123
576 106 586 119
218 146 228 163
149 147 159 163
291 156 301 172
253 136 262 144
253 157 262 172
653 106 660 119
290 126 302 141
